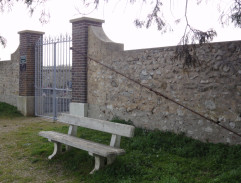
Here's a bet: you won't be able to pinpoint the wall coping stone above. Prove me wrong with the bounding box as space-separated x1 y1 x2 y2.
70 17 105 24
18 30 45 35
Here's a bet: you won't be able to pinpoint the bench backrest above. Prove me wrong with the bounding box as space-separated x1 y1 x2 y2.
58 114 135 138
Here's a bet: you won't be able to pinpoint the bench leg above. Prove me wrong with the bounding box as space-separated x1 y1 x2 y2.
48 142 62 160
66 125 77 151
107 155 117 165
90 155 106 174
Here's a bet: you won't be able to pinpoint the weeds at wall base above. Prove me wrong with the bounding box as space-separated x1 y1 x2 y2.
0 102 22 118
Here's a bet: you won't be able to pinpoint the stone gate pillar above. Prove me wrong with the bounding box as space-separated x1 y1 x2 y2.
69 17 104 117
17 30 44 116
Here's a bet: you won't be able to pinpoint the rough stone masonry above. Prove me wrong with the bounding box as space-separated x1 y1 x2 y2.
0 19 240 144
87 25 241 144
0 48 19 107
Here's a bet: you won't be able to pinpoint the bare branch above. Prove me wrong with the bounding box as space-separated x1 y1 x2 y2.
173 0 217 67
0 35 6 48
0 0 48 46
39 9 50 24
134 0 168 32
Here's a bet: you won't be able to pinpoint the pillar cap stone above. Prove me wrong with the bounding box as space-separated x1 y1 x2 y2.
70 17 105 24
18 30 45 35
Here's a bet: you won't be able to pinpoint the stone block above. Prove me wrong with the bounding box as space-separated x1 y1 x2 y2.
69 102 88 117
17 96 35 116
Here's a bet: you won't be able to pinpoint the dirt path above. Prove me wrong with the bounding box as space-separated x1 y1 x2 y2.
0 117 42 133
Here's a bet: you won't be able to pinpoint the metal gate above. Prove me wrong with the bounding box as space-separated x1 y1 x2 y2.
35 35 72 120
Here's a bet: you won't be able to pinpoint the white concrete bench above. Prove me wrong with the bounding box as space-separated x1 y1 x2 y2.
39 114 135 174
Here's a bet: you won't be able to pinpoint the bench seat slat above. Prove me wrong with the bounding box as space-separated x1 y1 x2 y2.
39 131 125 157
58 114 135 138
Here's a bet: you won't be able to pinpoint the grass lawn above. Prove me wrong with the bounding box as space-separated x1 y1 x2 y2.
0 102 241 183
0 102 23 118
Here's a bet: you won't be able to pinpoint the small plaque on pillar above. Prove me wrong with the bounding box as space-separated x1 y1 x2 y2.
20 55 26 71
20 56 26 64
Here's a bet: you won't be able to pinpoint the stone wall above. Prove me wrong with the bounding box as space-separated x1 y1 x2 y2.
0 47 20 106
87 26 241 144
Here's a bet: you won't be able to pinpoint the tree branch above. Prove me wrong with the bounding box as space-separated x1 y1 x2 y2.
0 35 6 48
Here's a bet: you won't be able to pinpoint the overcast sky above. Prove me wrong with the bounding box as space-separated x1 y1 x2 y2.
0 0 240 60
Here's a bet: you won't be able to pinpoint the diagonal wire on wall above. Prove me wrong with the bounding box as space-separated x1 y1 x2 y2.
71 47 241 139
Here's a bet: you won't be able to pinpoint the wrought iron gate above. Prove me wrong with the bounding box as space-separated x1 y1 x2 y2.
35 35 72 120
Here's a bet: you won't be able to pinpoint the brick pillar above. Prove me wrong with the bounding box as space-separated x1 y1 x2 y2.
17 30 44 116
69 17 104 117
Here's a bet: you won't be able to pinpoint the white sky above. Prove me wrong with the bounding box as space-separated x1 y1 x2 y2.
0 0 240 60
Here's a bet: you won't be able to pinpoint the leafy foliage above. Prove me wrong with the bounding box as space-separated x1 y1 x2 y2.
134 0 166 31
87 0 240 67
173 44 200 68
174 27 217 67
231 0 241 27
220 0 241 28
0 0 241 67
191 28 217 45
0 0 49 46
